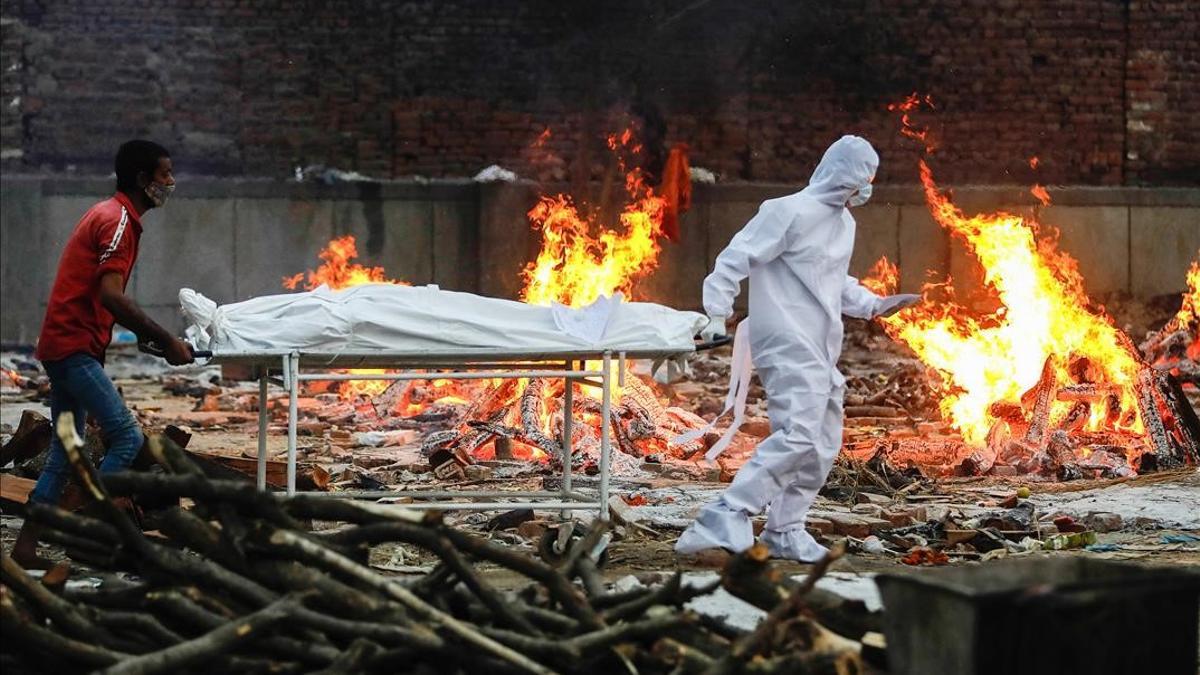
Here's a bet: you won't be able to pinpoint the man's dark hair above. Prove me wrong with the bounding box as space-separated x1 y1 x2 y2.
115 140 170 192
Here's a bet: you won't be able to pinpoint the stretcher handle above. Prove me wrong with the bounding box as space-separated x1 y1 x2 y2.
694 334 733 351
138 342 212 360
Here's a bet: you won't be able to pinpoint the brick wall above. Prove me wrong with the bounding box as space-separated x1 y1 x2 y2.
0 0 1196 185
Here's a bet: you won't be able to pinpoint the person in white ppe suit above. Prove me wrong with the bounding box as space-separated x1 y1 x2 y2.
677 135 919 561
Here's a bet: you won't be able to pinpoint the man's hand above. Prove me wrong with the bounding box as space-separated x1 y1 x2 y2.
875 294 921 318
162 338 195 365
700 315 728 342
99 272 194 362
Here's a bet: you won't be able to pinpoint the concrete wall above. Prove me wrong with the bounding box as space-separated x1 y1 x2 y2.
1 177 479 343
2 177 1198 344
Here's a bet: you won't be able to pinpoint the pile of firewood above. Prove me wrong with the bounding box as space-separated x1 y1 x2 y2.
1140 322 1200 385
1 414 875 675
421 376 714 469
955 349 1200 480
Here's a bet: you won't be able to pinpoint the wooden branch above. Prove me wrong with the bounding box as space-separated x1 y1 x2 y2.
139 587 336 667
325 520 602 630
322 521 540 634
97 594 301 675
294 602 441 649
720 543 878 639
602 572 717 623
265 528 560 675
652 637 716 673
0 590 127 668
565 612 691 654
308 637 384 675
246 559 402 621
1 552 116 645
26 503 120 544
100 471 302 530
705 544 860 675
93 609 185 649
55 415 280 609
440 526 605 630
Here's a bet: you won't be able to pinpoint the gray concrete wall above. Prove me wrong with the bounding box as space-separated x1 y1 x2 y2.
2 177 1198 344
1 177 479 343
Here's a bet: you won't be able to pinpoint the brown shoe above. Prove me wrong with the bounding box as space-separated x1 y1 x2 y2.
10 520 54 570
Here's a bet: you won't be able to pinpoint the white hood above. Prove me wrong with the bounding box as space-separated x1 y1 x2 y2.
801 135 879 207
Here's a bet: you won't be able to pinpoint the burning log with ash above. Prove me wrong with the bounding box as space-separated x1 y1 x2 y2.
418 374 715 476
270 129 713 476
0 415 867 674
1140 255 1200 385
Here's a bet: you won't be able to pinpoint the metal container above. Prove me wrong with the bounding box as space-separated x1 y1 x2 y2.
875 557 1200 675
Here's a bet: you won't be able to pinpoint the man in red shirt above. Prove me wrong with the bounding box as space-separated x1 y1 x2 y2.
13 140 195 568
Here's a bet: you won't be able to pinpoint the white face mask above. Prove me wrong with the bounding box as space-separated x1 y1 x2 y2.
848 183 872 207
145 181 175 207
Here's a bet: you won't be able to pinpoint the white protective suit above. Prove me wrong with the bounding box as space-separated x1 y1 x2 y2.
676 135 890 561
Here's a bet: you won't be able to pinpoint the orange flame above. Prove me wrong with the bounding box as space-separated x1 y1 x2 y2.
868 97 1144 445
888 93 938 153
861 256 900 296
282 234 407 399
521 129 666 308
1167 256 1200 334
1030 184 1051 207
283 235 403 291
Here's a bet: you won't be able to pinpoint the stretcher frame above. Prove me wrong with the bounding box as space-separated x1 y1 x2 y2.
205 347 692 519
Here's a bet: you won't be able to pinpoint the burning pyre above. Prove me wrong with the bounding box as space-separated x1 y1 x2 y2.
272 111 1197 484
281 131 709 472
860 95 1199 479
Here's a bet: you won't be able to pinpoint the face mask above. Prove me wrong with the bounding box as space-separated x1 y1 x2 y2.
848 183 872 207
145 181 175 207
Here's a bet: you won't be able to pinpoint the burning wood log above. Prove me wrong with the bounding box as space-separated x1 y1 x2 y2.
518 379 564 457
2 417 854 674
1056 383 1114 402
1023 356 1060 446
988 401 1026 425
1045 430 1085 481
1162 373 1200 464
1058 400 1091 433
1134 368 1180 469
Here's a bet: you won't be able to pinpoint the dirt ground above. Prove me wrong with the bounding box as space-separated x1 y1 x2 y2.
2 301 1197 609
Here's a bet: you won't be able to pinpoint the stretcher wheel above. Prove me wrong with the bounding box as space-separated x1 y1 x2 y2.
537 524 609 568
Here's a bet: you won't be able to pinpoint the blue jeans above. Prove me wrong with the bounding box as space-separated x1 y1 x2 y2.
30 353 144 505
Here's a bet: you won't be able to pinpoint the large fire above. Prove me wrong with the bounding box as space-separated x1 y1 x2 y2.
282 235 405 399
522 130 667 307
283 130 678 463
866 95 1145 447
283 235 402 291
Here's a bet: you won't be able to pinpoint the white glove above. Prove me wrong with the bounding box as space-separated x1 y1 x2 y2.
875 294 921 318
700 315 728 342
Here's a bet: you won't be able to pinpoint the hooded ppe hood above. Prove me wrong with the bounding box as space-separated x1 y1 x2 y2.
801 135 879 207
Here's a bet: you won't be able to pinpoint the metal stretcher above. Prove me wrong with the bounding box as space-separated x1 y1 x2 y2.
181 346 709 520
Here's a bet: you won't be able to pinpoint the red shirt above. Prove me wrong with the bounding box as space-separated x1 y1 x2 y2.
37 192 143 362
